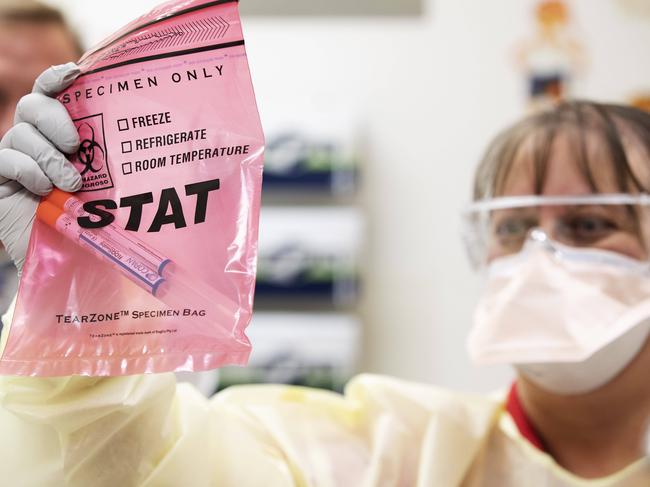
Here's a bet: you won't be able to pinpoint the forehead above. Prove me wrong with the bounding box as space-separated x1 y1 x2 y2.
499 126 650 197
0 21 78 92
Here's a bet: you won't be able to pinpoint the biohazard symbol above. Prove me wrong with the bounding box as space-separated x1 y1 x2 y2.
77 122 105 175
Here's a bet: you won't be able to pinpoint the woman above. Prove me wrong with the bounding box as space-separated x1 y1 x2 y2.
0 65 648 486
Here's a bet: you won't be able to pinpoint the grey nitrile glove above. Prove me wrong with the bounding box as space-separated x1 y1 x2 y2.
0 63 83 274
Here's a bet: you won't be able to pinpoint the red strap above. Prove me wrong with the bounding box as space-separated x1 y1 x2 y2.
505 382 548 452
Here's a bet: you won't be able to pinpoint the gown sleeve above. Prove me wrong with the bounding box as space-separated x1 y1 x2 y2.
0 302 500 486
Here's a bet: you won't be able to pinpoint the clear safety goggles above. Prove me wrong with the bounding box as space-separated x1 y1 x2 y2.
461 193 650 269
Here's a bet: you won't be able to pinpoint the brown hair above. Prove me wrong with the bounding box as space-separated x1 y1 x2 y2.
0 0 83 55
473 101 650 200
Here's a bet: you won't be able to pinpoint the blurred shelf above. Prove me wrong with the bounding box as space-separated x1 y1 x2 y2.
256 207 362 309
261 191 359 208
262 132 359 199
245 128 365 391
262 169 358 195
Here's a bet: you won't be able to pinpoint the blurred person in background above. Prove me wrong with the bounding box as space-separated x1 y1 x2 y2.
0 57 647 485
0 0 81 316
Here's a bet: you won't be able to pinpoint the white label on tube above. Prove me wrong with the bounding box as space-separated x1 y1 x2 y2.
62 196 172 275
56 213 165 296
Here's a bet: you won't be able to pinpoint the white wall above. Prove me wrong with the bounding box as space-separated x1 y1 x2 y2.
48 0 650 392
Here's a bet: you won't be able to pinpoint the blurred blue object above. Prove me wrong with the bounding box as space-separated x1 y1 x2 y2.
255 208 362 308
263 133 357 195
255 243 358 306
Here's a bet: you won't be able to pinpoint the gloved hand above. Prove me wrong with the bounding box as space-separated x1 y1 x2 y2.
0 63 82 274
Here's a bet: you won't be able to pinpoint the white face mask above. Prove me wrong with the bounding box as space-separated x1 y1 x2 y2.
467 230 650 395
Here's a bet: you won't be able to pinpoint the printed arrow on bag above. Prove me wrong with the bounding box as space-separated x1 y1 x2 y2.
99 16 232 62
165 17 231 47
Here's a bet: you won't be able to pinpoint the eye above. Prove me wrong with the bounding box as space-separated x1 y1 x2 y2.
558 215 618 243
492 216 537 250
495 217 535 237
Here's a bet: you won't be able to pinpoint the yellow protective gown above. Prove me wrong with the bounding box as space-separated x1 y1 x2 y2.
0 308 648 486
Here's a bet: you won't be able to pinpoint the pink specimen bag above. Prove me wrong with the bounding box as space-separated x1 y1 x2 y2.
0 0 264 376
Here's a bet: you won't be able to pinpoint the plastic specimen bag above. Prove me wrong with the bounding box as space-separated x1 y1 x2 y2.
0 0 264 376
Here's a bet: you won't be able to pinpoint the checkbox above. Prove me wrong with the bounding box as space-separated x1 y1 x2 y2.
117 119 129 131
122 162 133 175
121 141 133 154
